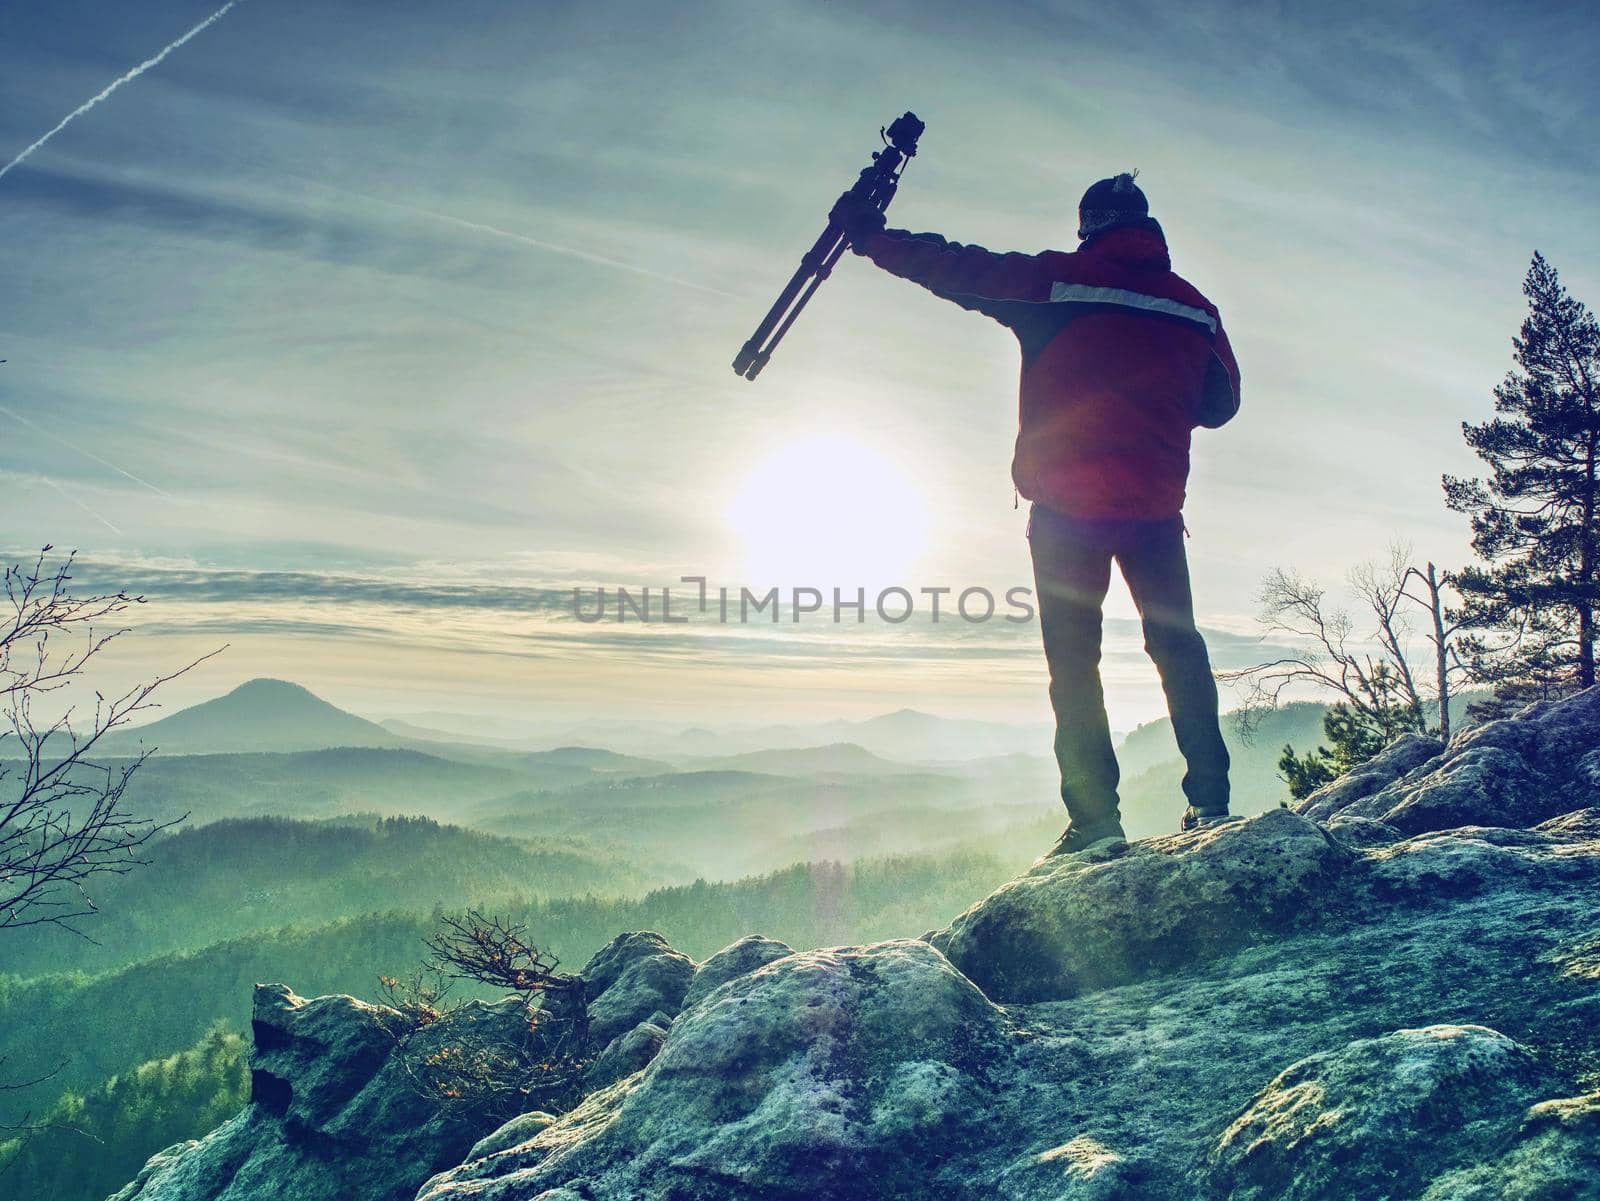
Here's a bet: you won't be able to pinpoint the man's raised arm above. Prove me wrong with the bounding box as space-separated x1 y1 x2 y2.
854 228 1046 307
834 198 1045 307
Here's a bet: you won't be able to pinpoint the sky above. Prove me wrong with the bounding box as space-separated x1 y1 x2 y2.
1 0 1597 734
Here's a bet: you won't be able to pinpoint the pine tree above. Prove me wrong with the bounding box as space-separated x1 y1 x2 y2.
1444 253 1600 702
1277 664 1427 801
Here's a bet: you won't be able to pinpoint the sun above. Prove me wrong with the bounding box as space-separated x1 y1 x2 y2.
728 435 928 591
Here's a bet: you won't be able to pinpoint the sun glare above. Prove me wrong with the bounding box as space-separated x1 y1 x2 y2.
729 435 928 590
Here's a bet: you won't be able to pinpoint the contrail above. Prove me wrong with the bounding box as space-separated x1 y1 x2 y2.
0 1 243 185
40 476 124 536
0 403 172 499
415 207 744 301
304 177 744 302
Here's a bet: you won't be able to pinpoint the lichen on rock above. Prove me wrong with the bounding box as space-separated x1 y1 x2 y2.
420 940 1012 1201
929 808 1350 1003
1202 1025 1546 1201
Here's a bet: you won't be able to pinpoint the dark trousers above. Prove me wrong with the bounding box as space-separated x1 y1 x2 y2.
1029 505 1230 823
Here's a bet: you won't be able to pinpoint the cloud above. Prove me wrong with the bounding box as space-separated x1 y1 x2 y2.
36 553 1302 681
5 0 1592 724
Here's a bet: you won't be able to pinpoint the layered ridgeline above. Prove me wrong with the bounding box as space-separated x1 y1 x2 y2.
89 677 1342 865
110 688 1600 1201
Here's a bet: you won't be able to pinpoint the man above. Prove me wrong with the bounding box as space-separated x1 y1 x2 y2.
839 172 1240 855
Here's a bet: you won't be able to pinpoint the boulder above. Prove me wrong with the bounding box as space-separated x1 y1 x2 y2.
583 1018 668 1091
106 1140 199 1201
929 809 1350 1002
465 1111 557 1163
1358 823 1600 902
1323 814 1403 848
1295 732 1443 822
1351 746 1544 833
993 1134 1148 1200
111 985 535 1201
1299 685 1600 833
1536 805 1600 840
682 934 795 1008
1202 1025 1546 1201
579 930 679 995
1417 1090 1600 1200
247 983 406 1127
580 930 695 1046
418 940 1014 1201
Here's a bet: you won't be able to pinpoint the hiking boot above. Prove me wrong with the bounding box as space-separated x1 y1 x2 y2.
1179 806 1245 833
1043 818 1128 859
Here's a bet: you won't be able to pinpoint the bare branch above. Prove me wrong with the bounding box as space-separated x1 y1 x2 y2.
423 910 576 998
0 547 222 936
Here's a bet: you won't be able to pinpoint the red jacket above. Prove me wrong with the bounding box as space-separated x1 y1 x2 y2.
861 222 1240 519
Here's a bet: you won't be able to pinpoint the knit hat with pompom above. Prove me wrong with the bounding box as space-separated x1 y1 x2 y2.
1077 171 1149 241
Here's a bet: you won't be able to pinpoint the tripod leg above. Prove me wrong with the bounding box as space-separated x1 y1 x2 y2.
743 240 853 378
734 227 850 378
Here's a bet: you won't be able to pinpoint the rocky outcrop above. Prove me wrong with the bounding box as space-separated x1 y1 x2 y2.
116 688 1600 1201
1428 1089 1600 1200
681 933 794 1008
414 794 1599 1199
420 940 1011 1200
108 985 531 1201
579 930 695 1047
1203 1026 1600 1200
1202 1025 1547 1200
1297 684 1600 832
1294 731 1444 822
111 935 703 1201
929 807 1349 1003
464 1112 556 1163
583 1017 668 1092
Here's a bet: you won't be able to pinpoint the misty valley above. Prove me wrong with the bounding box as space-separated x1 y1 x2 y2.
0 677 1323 1199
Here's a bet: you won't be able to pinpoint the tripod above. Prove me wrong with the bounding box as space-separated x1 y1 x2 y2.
732 112 924 381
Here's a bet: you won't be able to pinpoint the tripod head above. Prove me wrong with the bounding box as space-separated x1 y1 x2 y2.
845 112 924 203
732 111 924 381
883 112 925 159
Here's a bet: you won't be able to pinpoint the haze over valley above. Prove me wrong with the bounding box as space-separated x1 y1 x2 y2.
0 673 1335 1196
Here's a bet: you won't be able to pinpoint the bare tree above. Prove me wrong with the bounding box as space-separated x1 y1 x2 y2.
1349 544 1475 743
382 911 590 1122
1221 564 1425 732
1226 545 1470 737
1223 545 1472 797
0 546 216 937
424 911 577 1001
0 1057 71 1173
1398 559 1472 743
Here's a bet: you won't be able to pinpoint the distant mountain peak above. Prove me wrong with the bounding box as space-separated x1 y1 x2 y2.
107 677 405 755
858 708 945 729
229 677 321 697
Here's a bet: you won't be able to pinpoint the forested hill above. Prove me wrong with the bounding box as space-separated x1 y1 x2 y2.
2 815 657 978
110 748 535 826
1116 702 1330 779
0 846 1019 1133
